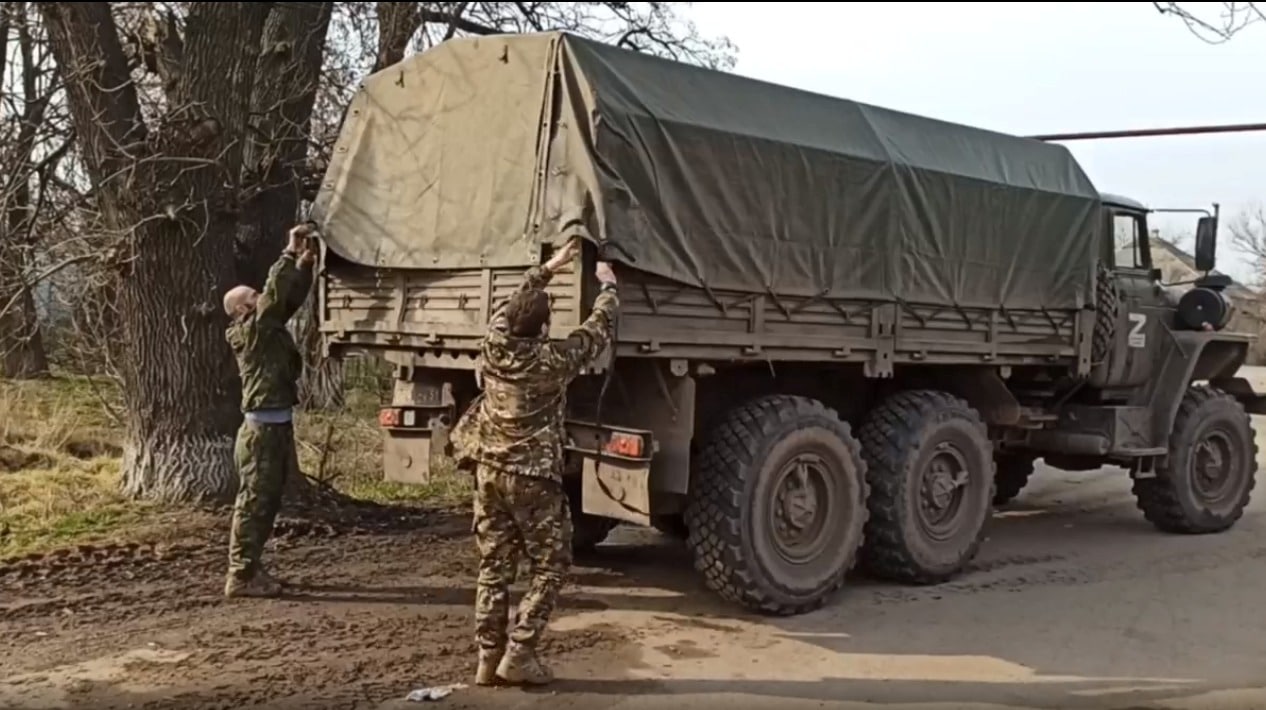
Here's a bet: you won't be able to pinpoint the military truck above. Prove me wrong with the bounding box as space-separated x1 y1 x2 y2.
312 31 1263 616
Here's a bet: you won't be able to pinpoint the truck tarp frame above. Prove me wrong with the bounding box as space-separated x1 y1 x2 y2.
313 32 1103 311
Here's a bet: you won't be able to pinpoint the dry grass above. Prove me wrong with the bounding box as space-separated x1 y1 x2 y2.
0 374 471 559
294 385 472 506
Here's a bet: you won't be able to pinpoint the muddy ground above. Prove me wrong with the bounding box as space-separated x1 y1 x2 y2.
5 436 1266 709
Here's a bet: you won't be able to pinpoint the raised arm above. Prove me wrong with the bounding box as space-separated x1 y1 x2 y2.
487 266 552 330
539 262 620 380
487 238 581 330
256 226 316 325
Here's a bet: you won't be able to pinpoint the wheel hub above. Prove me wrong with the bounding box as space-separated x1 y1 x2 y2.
1192 430 1234 502
772 455 829 561
918 445 969 537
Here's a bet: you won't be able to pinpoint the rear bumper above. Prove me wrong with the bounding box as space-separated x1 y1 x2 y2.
381 410 656 525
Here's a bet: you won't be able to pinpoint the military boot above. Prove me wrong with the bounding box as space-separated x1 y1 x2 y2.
475 647 505 686
255 566 285 590
223 571 283 599
495 642 554 685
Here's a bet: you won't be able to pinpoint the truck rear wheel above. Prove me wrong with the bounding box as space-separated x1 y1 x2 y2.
858 390 994 584
1133 386 1257 534
992 453 1035 506
684 395 868 615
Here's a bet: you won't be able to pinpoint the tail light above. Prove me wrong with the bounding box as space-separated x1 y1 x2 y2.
604 431 644 458
378 408 401 427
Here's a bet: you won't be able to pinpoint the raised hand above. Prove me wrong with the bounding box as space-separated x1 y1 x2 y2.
595 261 617 286
543 237 581 274
288 223 315 254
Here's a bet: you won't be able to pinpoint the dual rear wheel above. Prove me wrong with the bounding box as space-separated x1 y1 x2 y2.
608 385 1257 616
683 390 995 614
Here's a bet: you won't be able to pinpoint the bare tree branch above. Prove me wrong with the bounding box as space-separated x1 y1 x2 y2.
1154 2 1265 43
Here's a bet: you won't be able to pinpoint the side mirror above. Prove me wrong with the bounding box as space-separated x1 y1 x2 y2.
1195 216 1218 272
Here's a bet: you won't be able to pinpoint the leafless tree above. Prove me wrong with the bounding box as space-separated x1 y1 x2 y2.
30 1 733 504
1153 2 1264 42
1228 205 1266 285
0 2 75 379
39 2 277 503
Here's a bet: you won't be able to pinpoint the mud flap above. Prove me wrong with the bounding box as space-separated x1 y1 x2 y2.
581 456 652 526
383 429 449 484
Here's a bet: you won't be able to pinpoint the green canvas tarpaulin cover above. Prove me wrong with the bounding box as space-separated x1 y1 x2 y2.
314 32 1103 310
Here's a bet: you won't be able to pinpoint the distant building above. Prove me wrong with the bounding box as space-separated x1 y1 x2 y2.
1118 237 1266 365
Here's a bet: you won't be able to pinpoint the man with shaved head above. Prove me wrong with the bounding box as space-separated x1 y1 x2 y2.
222 224 316 598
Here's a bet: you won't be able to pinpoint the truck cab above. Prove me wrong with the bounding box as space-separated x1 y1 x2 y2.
1093 193 1233 395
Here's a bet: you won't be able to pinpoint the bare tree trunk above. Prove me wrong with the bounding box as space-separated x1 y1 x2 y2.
375 2 420 70
0 274 47 378
237 2 333 289
0 2 50 379
0 269 48 378
41 1 270 503
236 2 344 413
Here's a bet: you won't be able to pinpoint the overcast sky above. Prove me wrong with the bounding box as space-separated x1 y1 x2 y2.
686 1 1266 282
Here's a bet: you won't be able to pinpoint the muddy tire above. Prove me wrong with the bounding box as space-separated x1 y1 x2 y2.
684 395 868 616
563 478 618 553
858 390 995 584
1133 386 1257 534
992 454 1035 506
1092 263 1119 364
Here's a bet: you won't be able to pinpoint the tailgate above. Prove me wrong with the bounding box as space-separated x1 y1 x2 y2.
318 251 584 358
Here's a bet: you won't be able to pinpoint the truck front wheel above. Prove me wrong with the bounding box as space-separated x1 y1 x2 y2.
1133 386 1257 534
859 390 995 584
684 395 868 616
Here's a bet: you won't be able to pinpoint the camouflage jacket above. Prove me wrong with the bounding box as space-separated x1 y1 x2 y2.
226 253 313 413
451 265 619 482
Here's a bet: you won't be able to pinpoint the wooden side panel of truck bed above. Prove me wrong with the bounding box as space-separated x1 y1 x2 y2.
320 261 1083 370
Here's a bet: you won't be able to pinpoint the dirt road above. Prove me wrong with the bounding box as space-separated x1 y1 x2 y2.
4 419 1266 709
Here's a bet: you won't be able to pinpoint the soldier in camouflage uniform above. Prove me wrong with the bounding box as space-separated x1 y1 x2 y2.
220 224 316 598
450 237 620 686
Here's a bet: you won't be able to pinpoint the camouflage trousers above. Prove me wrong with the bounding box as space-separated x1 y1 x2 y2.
227 420 298 580
473 465 573 652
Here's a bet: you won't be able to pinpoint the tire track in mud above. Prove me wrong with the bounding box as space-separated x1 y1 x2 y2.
1 512 631 709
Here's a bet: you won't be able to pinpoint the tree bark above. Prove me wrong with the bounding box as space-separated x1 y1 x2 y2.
230 2 344 412
0 2 50 379
375 2 420 70
237 1 333 289
0 270 47 379
40 1 270 503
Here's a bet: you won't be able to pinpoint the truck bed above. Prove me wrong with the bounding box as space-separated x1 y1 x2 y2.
320 256 1084 372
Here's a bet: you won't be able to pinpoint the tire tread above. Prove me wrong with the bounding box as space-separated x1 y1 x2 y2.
858 389 994 584
684 394 868 616
1132 385 1257 534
